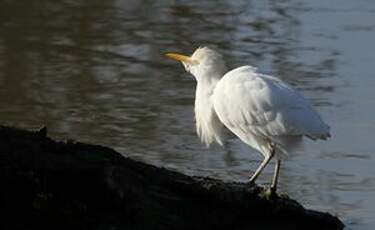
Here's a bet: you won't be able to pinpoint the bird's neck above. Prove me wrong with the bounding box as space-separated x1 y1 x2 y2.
194 77 224 146
194 70 223 107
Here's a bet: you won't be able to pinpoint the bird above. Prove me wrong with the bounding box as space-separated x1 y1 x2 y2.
165 47 330 195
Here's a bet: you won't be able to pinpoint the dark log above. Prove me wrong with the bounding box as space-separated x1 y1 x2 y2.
0 125 344 230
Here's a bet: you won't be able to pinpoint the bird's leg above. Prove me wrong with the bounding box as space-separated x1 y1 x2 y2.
248 147 275 184
270 159 281 195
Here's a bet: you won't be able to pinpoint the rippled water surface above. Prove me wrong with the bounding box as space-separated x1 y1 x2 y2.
1 0 375 228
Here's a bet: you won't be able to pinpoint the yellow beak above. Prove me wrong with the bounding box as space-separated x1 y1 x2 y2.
165 53 199 65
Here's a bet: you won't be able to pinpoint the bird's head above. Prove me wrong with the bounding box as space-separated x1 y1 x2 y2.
165 47 227 82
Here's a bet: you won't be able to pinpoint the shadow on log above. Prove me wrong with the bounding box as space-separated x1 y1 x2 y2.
0 125 344 230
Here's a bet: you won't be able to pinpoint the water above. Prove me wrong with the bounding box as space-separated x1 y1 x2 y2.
0 0 374 228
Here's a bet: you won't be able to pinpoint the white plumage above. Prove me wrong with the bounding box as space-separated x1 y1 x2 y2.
166 47 330 194
213 65 330 156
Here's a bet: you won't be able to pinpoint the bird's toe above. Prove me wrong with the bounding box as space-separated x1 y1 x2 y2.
260 187 278 200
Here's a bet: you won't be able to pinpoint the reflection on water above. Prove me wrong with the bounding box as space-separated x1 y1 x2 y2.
1 0 375 228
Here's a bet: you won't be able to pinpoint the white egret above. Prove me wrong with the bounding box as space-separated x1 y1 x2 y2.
165 47 330 194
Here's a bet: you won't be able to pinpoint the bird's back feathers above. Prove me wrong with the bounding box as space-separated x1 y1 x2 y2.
212 66 330 157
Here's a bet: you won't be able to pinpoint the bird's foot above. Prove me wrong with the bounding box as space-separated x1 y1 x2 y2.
246 178 257 187
260 187 278 200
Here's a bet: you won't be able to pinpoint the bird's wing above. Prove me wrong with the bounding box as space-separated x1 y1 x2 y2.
212 66 330 142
